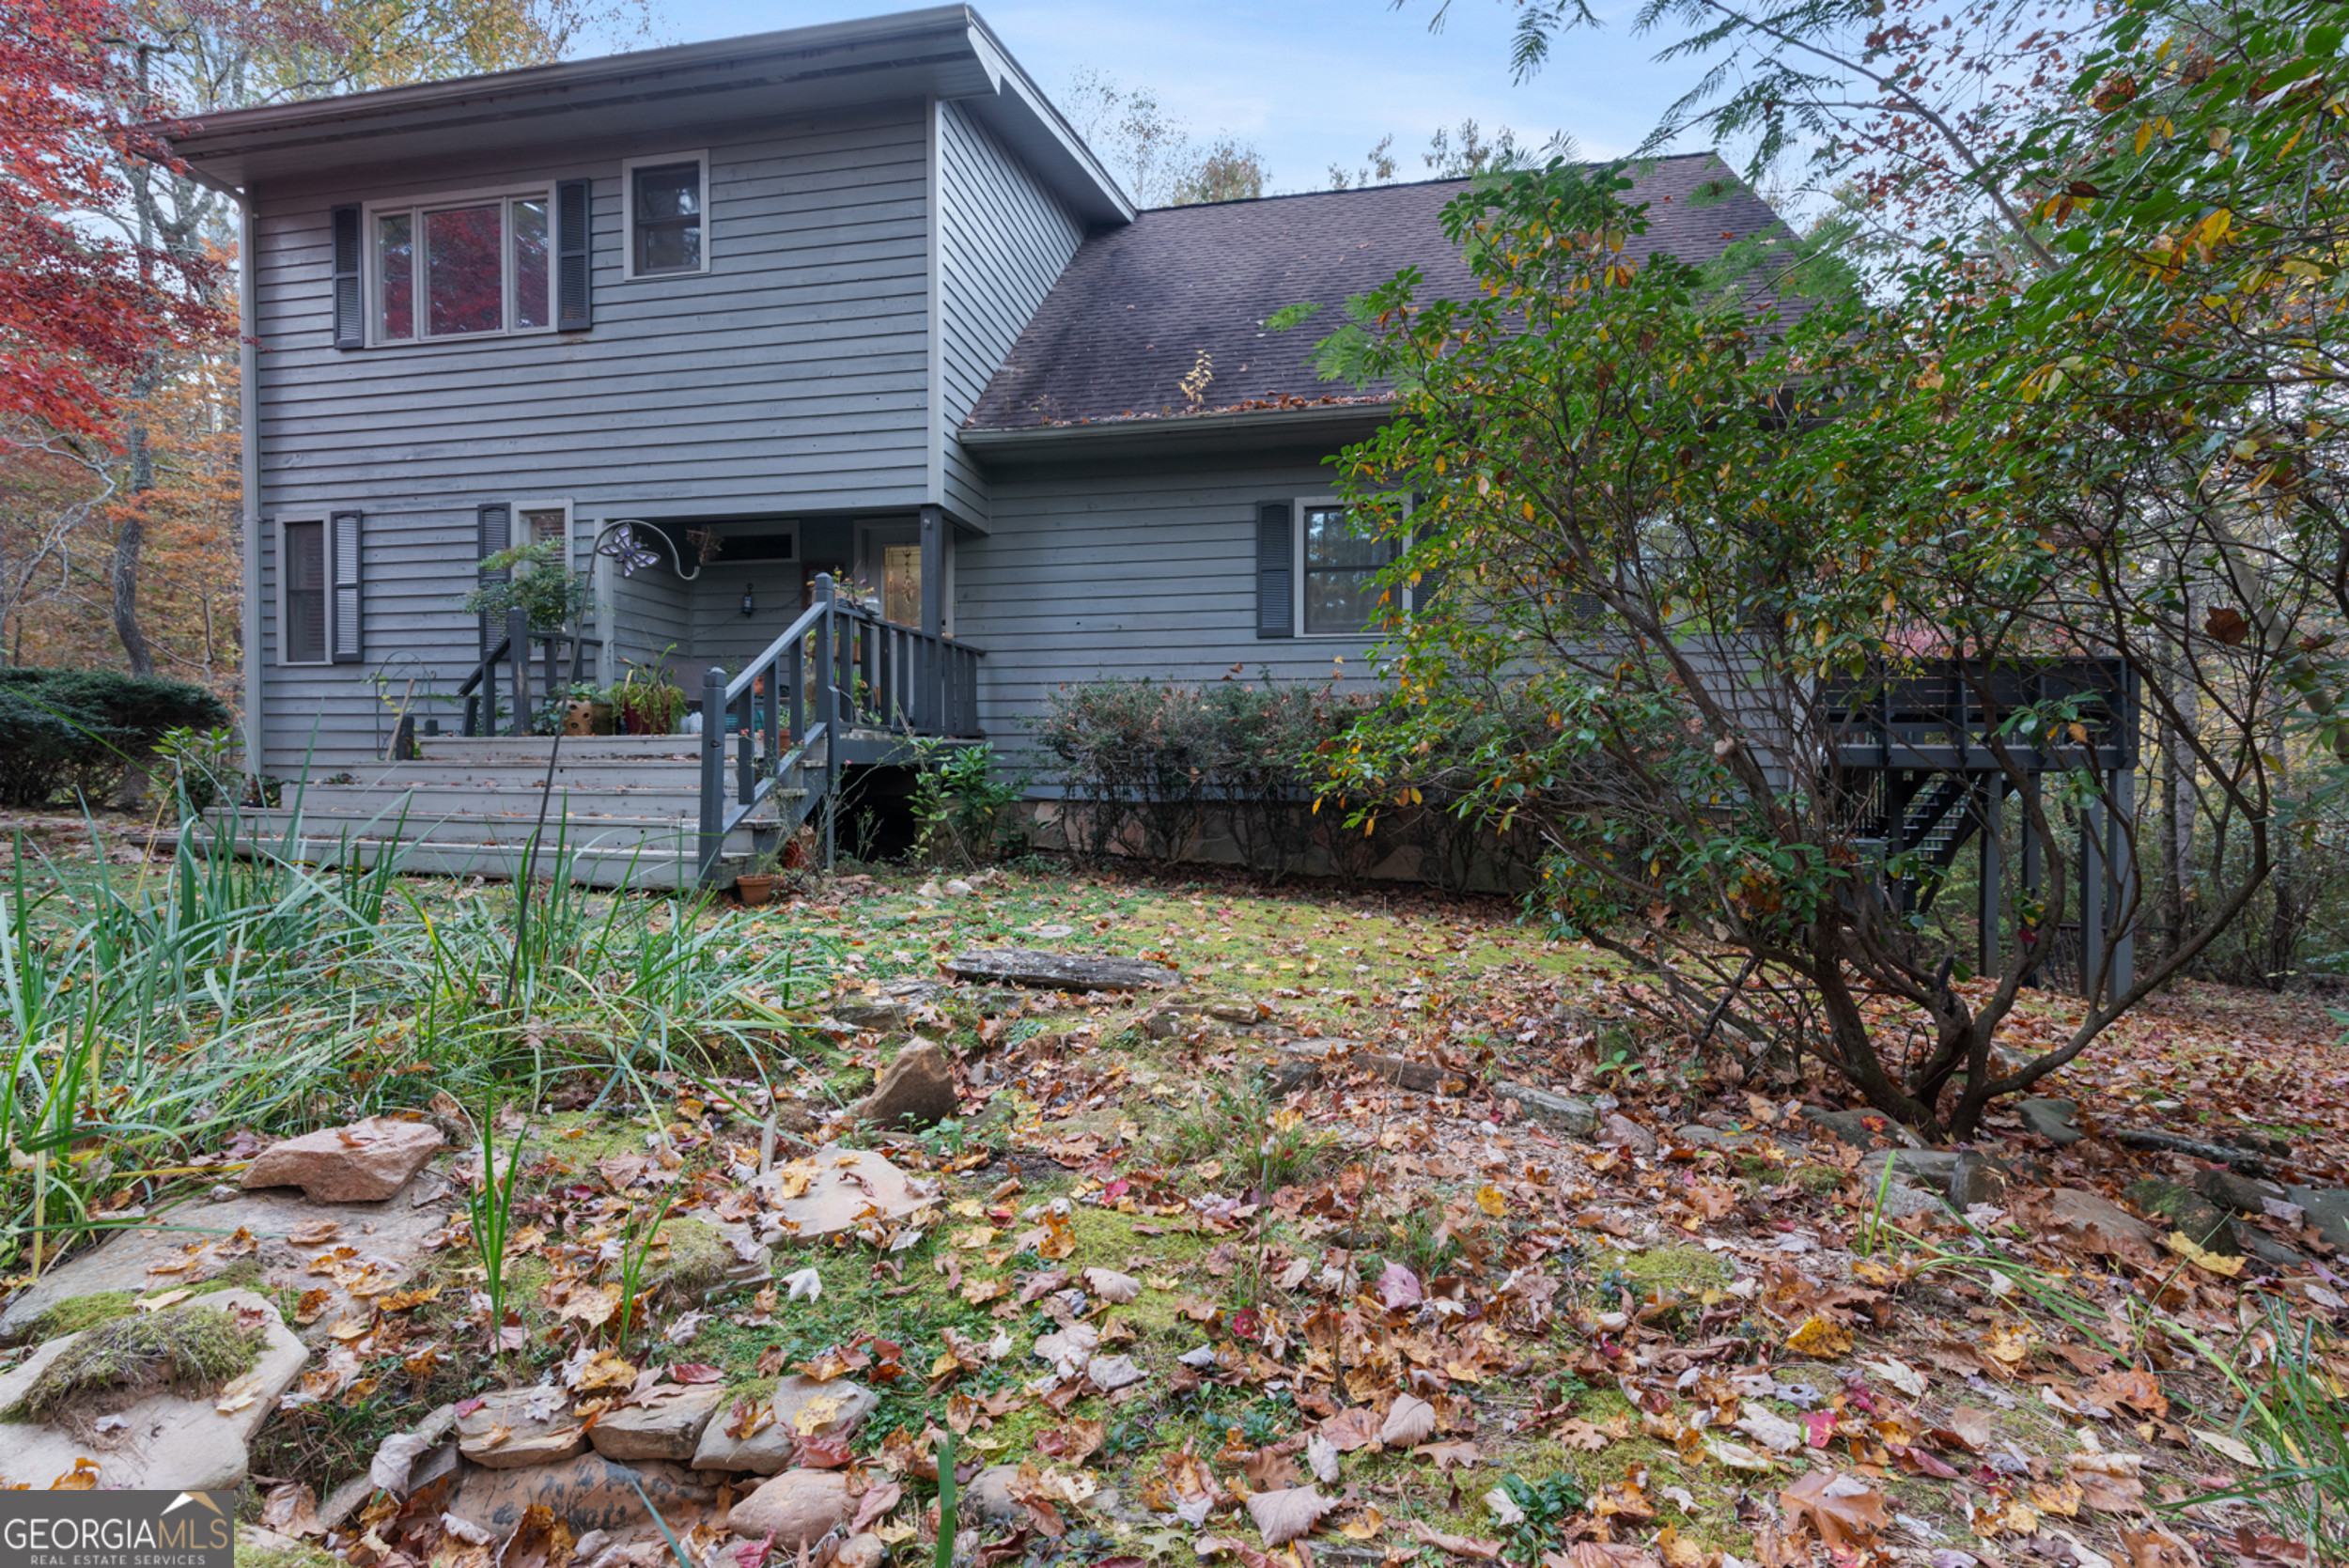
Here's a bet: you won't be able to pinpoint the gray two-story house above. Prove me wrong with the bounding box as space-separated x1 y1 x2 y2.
166 5 1791 884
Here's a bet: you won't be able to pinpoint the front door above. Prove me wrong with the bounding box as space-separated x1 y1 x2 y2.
856 521 921 628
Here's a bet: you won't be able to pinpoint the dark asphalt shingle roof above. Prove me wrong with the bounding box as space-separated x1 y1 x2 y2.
963 152 1800 432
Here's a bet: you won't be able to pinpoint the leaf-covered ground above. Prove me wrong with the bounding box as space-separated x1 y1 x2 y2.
5 825 2344 1568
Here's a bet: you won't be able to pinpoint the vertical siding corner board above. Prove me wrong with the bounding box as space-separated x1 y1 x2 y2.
936 100 1083 525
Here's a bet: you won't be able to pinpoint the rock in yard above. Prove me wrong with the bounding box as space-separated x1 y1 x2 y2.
2284 1187 2349 1250
944 949 1179 992
0 1288 307 1491
0 1179 453 1347
1498 1084 1598 1139
857 1041 959 1130
692 1378 876 1474
2127 1179 2240 1254
2017 1097 2085 1145
241 1116 443 1202
458 1386 588 1468
690 1389 795 1475
728 1468 850 1545
453 1452 718 1539
2190 1168 2288 1217
2046 1188 2156 1248
825 979 949 1032
1801 1106 1921 1150
750 1150 937 1242
966 1465 1025 1524
1598 1113 1658 1157
590 1382 727 1462
836 1534 887 1568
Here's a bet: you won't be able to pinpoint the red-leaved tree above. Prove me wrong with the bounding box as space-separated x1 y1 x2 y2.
0 0 220 440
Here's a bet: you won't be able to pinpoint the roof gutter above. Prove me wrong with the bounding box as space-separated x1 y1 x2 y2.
957 401 1392 462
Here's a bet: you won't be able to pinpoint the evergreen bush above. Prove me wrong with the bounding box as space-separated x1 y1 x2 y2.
0 668 233 807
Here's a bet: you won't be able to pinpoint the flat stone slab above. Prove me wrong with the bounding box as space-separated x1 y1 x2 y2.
945 949 1179 992
459 1386 588 1468
2046 1188 2156 1248
2017 1097 2084 1145
241 1116 443 1202
0 1288 308 1491
750 1149 938 1241
589 1382 726 1463
452 1452 719 1539
0 1173 454 1346
692 1377 877 1474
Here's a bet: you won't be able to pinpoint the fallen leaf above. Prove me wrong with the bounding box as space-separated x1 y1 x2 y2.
2164 1232 2244 1277
1781 1470 1889 1550
1082 1266 1142 1303
1246 1487 1333 1547
2191 1428 2259 1467
1379 1393 1436 1448
1785 1316 1853 1358
1407 1520 1501 1558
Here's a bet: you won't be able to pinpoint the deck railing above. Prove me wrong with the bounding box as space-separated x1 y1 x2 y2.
695 575 984 882
458 607 603 737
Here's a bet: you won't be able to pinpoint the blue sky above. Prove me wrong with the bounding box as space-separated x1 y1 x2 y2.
653 1 1720 195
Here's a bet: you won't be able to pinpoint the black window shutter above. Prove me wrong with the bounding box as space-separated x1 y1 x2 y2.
331 205 363 349
477 502 512 657
1255 502 1293 639
329 509 364 662
556 179 593 330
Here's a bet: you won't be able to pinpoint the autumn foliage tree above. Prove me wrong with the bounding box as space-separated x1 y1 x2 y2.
1311 0 2349 1136
0 0 220 438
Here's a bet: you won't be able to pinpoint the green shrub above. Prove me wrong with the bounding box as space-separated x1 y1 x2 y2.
910 740 1030 867
1028 675 1543 888
0 668 233 807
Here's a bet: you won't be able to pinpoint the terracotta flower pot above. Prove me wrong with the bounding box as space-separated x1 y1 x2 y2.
734 873 778 907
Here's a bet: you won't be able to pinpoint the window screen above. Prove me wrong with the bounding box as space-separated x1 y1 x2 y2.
632 161 704 275
284 520 328 663
1300 505 1400 635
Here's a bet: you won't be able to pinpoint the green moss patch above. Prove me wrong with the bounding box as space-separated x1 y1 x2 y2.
649 1217 742 1304
9 1291 136 1346
1589 1245 1733 1294
12 1303 264 1425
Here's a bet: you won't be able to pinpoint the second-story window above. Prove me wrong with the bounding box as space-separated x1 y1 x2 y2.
372 190 553 343
623 152 708 278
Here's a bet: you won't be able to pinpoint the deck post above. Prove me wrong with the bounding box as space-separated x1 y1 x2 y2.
507 608 532 737
697 667 725 886
1978 774 2003 975
816 574 839 871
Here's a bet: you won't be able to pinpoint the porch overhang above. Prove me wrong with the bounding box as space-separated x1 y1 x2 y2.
956 401 1393 468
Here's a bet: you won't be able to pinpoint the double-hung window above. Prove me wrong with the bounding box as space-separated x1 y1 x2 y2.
1299 501 1405 635
371 189 554 343
622 152 709 278
282 520 329 663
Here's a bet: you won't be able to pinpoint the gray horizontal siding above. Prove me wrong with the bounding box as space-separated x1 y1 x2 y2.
251 105 936 768
955 454 1392 779
937 101 1082 527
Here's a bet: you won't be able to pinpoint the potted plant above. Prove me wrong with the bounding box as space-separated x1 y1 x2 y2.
613 657 689 736
734 846 783 907
557 681 615 736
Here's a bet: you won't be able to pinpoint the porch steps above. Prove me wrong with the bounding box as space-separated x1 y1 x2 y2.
199 731 825 891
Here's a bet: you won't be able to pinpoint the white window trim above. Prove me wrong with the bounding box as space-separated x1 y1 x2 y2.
1293 494 1411 639
512 498 579 570
276 515 332 667
363 182 558 349
620 150 711 280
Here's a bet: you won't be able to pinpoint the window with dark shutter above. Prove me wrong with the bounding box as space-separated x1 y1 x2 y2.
556 178 593 329
330 510 364 662
283 520 328 663
1255 502 1293 638
331 205 363 349
477 502 512 657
